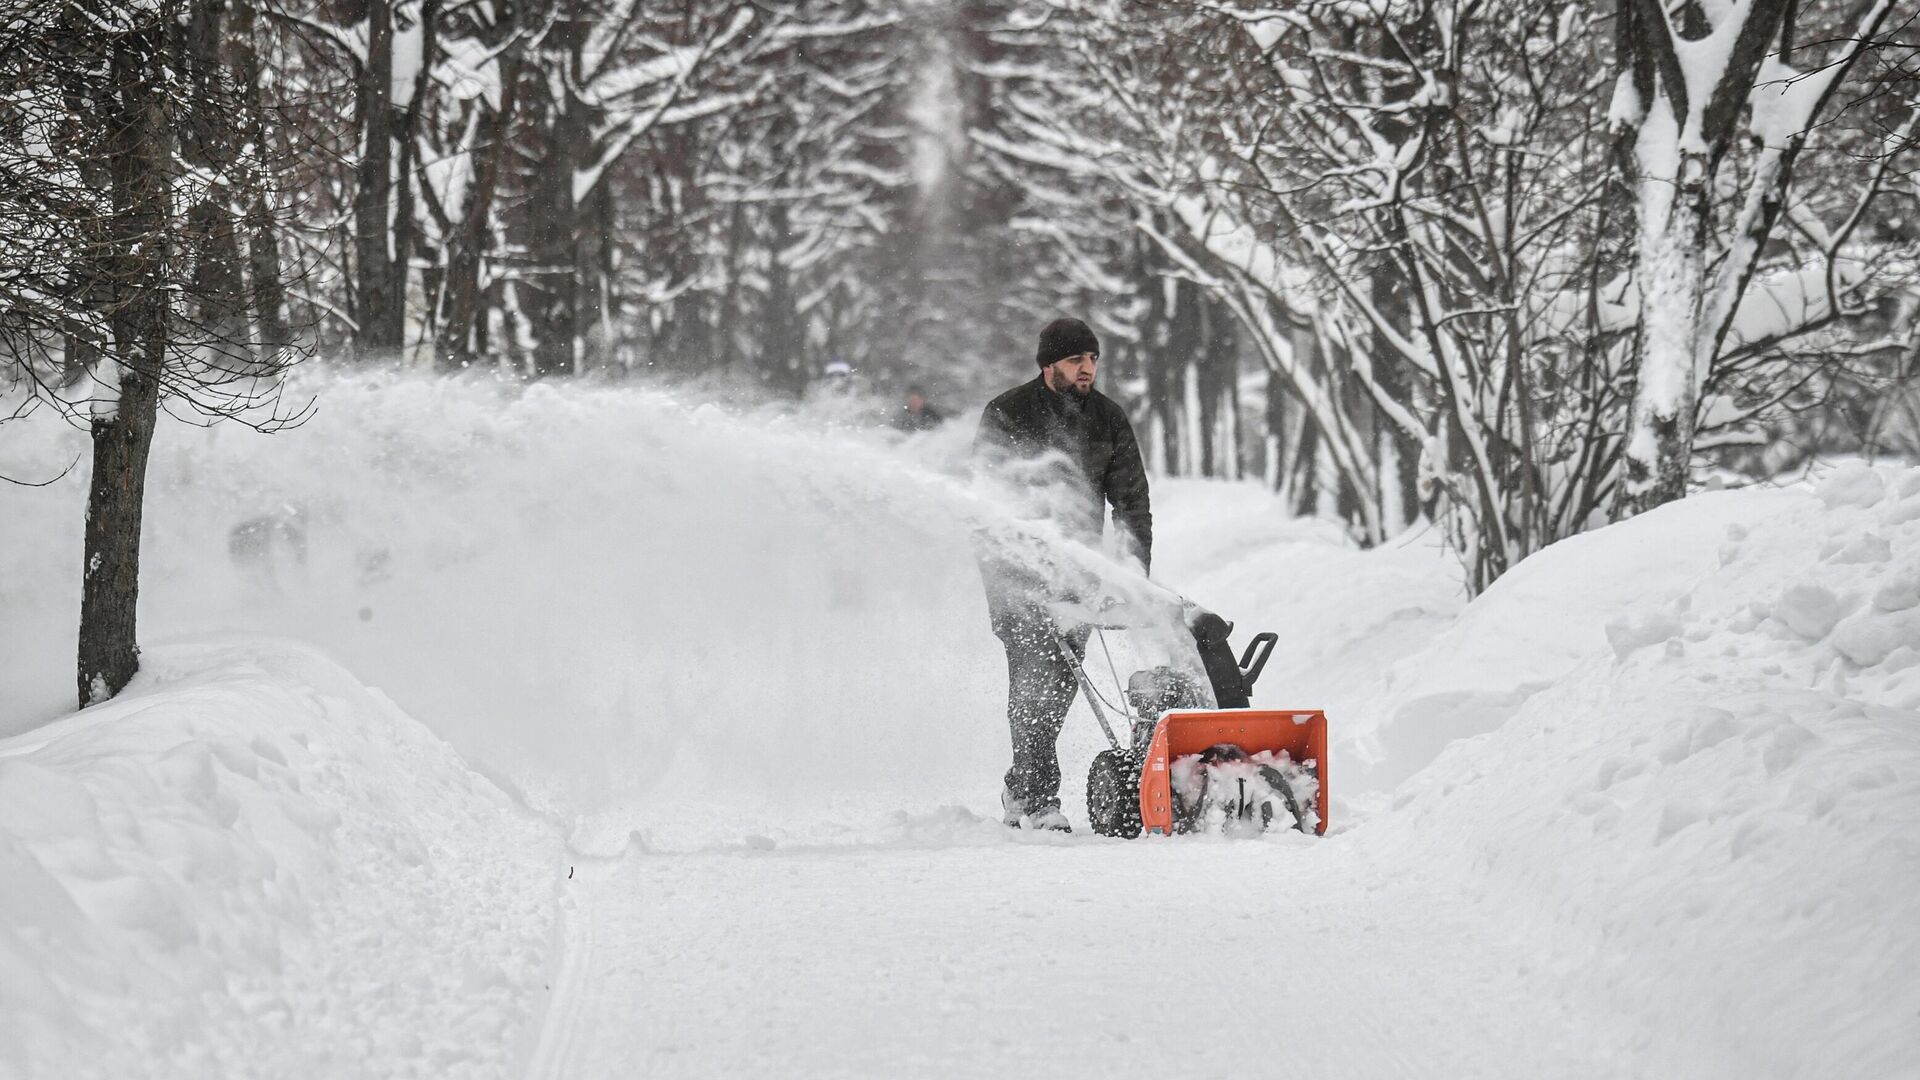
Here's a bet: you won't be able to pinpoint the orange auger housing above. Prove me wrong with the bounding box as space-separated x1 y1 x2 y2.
1138 709 1329 836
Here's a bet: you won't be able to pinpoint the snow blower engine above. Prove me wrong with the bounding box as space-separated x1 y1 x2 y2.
1075 609 1328 838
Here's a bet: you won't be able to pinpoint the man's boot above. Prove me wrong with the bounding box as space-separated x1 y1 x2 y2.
1025 805 1071 832
1001 786 1071 832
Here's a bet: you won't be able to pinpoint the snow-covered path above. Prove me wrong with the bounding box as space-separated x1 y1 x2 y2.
530 837 1633 1080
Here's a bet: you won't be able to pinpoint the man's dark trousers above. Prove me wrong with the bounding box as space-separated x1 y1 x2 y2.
993 608 1093 813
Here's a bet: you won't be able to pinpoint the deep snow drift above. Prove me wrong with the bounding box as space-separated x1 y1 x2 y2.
3 371 1917 1078
1353 468 1920 1077
0 642 553 1079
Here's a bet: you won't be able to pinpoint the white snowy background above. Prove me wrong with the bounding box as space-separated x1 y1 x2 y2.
3 371 1917 1078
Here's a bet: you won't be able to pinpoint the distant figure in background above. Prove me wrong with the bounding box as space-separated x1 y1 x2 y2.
819 359 855 394
891 386 945 433
972 316 1152 832
228 506 308 594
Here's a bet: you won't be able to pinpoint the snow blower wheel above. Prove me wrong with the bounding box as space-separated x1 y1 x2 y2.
1086 748 1143 838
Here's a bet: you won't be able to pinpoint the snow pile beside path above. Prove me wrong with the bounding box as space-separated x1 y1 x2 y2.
0 641 557 1080
1349 489 1793 792
1365 464 1920 1078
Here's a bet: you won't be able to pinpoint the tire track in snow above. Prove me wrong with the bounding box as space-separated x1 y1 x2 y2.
522 859 608 1080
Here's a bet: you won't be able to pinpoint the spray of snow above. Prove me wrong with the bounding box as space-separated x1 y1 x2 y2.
2 368 1204 851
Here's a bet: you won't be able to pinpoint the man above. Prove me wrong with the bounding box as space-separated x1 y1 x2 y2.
972 316 1152 831
892 386 945 432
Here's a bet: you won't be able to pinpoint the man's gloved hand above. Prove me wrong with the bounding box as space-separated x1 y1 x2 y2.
1091 593 1136 629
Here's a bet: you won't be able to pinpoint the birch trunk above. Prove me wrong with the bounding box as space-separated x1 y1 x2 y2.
1611 0 1792 515
1618 179 1709 512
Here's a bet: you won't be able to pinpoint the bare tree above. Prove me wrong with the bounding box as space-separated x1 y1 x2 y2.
1 0 308 705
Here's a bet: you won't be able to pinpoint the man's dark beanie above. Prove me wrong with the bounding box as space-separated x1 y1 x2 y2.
1036 317 1100 368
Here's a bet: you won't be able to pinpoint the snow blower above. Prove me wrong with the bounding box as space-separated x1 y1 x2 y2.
1072 607 1328 838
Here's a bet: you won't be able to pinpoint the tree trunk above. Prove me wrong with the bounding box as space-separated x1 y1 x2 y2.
170 0 288 372
1286 323 1320 516
1616 189 1709 514
653 127 709 372
527 18 591 378
382 0 436 360
1369 266 1421 529
237 0 294 370
352 0 404 355
1293 417 1320 519
79 364 161 707
1611 0 1793 516
576 172 616 371
1204 293 1244 478
78 26 170 707
180 0 249 372
717 201 748 371
186 198 248 369
440 53 521 371
1151 276 1199 475
761 204 804 395
1265 334 1289 491
246 192 292 367
1365 23 1426 530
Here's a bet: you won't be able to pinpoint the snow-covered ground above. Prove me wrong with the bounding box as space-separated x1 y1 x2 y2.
2 371 1916 1078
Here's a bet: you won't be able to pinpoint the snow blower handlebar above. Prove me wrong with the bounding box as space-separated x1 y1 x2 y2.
1239 633 1277 691
1188 610 1262 709
1048 591 1278 713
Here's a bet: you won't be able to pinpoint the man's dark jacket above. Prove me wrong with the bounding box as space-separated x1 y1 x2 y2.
972 375 1152 618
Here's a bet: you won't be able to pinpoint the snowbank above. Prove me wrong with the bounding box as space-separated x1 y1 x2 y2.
1347 487 1792 792
0 641 557 1080
1357 463 1920 1077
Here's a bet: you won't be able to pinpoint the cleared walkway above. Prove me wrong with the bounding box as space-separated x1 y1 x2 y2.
527 829 1648 1080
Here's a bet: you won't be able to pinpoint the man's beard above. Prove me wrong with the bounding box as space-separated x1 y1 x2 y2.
1050 369 1094 397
